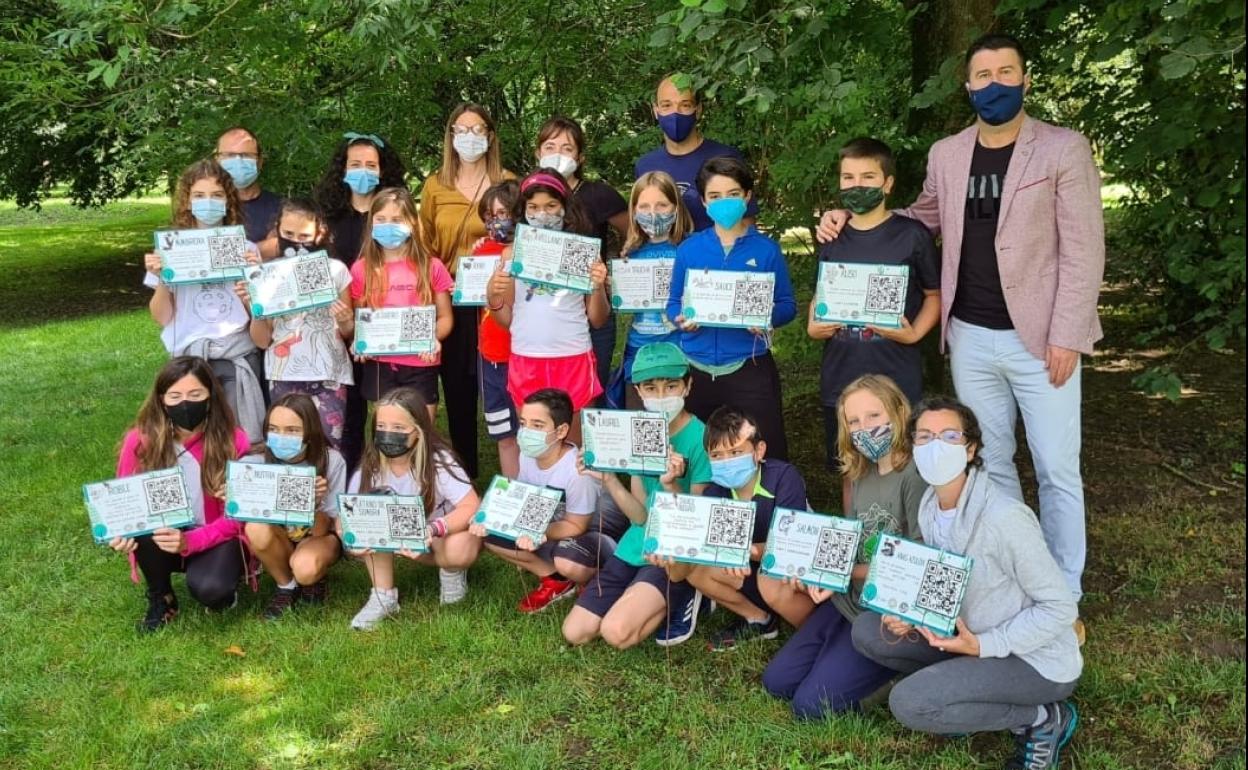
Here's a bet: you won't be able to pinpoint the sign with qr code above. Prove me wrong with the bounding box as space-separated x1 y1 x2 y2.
336 493 429 553
153 225 248 284
860 534 973 636
83 467 197 543
814 262 910 329
609 258 676 312
241 250 338 319
452 255 501 306
680 269 775 329
509 224 602 294
473 475 565 543
224 461 317 527
759 507 863 592
642 492 756 568
581 409 669 476
352 306 437 355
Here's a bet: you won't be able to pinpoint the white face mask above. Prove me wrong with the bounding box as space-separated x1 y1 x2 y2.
643 395 685 423
538 153 578 179
453 133 489 162
913 439 969 486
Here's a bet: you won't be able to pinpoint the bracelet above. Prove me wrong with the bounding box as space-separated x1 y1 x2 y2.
429 518 448 538
486 301 504 312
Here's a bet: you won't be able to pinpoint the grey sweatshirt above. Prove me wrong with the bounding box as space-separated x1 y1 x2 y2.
921 467 1082 684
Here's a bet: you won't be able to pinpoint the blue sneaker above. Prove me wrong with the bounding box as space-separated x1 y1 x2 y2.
1007 701 1079 769
654 590 703 647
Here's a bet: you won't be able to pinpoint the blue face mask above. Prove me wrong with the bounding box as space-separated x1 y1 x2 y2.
190 198 227 226
710 452 758 490
657 111 697 143
266 432 304 462
344 168 380 196
372 222 411 249
968 81 1025 126
220 157 259 189
705 197 747 230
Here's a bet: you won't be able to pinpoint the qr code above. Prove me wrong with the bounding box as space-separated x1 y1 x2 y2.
812 528 857 574
864 274 906 314
294 257 332 295
400 308 434 341
630 415 667 458
652 265 673 301
558 239 597 277
207 233 246 269
514 494 559 532
142 474 188 515
386 504 425 538
730 280 772 318
916 559 967 616
275 475 315 513
706 504 752 549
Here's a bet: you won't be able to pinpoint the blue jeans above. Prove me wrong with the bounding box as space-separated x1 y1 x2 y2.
946 318 1085 600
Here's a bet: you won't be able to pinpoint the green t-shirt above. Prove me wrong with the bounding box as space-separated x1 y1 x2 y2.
614 415 714 566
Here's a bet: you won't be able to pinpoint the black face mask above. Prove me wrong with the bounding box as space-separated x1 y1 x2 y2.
375 430 413 458
165 399 210 431
277 237 320 257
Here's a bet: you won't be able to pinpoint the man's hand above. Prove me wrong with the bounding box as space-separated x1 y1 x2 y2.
1045 345 1079 388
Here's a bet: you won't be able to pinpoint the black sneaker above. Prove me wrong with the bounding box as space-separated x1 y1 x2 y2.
1007 701 1079 769
138 590 179 633
301 578 329 605
262 586 300 620
707 614 779 652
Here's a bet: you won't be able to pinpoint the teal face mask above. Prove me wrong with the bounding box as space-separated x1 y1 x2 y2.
705 197 747 229
517 427 556 458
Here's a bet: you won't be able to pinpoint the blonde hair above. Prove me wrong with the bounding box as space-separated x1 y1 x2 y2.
435 103 505 188
356 187 433 308
836 374 914 482
622 171 693 256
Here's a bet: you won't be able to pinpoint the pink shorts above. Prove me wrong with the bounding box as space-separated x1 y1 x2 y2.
507 350 602 411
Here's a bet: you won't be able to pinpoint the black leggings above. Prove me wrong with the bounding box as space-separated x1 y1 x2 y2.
134 536 243 610
439 305 480 479
686 352 789 461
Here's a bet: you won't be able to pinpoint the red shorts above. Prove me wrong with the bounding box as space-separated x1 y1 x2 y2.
507 350 602 411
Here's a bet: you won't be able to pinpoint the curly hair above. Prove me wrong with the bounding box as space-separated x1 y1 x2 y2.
171 159 243 229
313 135 408 220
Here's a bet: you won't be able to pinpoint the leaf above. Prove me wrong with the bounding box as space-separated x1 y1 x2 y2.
223 645 246 657
1158 52 1196 79
495 703 515 715
703 0 727 13
101 62 121 89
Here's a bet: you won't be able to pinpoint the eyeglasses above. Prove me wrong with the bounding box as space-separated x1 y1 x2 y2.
450 124 489 136
912 429 967 446
216 151 259 161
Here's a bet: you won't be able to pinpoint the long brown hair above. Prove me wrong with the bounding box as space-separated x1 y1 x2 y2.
836 374 914 482
129 356 240 492
436 103 505 188
357 387 470 516
172 159 243 229
356 187 433 308
249 393 330 477
622 171 693 256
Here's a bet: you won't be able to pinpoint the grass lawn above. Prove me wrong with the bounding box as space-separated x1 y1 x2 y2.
0 197 1243 770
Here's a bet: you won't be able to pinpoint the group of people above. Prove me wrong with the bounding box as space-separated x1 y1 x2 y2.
104 33 1102 770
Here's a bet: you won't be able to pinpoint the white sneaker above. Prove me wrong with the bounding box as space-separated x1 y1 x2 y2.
439 568 468 605
350 589 399 631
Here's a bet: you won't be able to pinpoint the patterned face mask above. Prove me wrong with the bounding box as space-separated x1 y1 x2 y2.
851 424 894 463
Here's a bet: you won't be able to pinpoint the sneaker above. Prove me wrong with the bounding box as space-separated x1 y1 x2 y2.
655 590 703 647
707 614 779 652
301 579 329 605
518 575 575 613
138 590 179 633
1073 618 1086 647
439 568 468 605
350 589 400 631
1007 701 1079 769
262 586 300 620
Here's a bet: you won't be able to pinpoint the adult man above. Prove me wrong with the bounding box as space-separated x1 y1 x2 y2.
215 126 281 247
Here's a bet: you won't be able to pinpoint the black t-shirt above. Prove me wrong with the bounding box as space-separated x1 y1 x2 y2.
240 189 282 244
572 179 627 257
327 208 368 266
952 141 1014 329
815 215 941 405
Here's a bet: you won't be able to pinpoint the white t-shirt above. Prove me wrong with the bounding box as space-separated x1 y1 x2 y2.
347 451 473 520
510 280 591 358
240 448 348 517
931 506 959 549
144 270 252 355
263 260 354 385
517 444 600 521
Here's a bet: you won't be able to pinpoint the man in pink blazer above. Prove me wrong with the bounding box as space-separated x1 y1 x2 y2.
819 34 1104 613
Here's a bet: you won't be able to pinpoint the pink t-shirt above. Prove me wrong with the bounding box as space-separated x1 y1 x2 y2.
350 257 454 367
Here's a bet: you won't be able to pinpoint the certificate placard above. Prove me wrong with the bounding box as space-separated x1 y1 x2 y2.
814 262 909 329
337 494 428 553
509 223 601 294
760 508 863 592
860 534 973 636
642 493 756 568
472 475 563 543
225 461 317 527
680 269 775 329
353 306 436 355
242 250 337 319
154 226 248 284
581 409 669 476
610 258 675 311
452 256 500 306
83 467 196 543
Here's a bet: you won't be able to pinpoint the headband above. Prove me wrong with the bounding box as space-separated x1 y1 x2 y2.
343 131 385 149
521 172 569 197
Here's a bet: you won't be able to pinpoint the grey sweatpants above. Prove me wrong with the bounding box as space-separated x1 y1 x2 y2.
851 611 1077 735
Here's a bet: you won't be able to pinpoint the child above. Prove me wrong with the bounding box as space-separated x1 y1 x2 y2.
563 342 713 649
241 394 347 620
666 156 797 460
760 374 925 718
474 180 522 478
809 138 939 479
469 388 605 613
108 356 252 631
235 198 354 446
344 387 482 630
142 159 265 441
350 187 454 416
851 396 1081 770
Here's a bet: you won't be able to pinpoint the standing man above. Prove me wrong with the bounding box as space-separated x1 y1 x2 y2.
818 34 1104 625
216 126 281 248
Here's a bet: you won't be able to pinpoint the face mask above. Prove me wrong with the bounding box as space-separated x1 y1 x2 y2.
277 237 318 257
840 185 886 215
705 197 747 230
913 439 969 486
486 217 516 243
851 424 894 463
643 395 685 423
165 398 209 431
710 452 758 490
266 432 305 462
968 80 1025 126
453 133 489 162
190 199 227 226
343 168 380 196
526 210 565 232
220 157 259 189
374 429 414 458
372 222 412 249
635 210 676 239
516 427 556 458
656 111 696 143
539 153 578 179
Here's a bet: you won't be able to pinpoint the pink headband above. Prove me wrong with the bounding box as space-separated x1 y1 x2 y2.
521 172 569 197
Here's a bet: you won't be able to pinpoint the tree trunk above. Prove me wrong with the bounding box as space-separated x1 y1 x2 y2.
906 0 1002 137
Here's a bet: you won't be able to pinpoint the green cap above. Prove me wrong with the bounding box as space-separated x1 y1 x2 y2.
631 342 688 383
